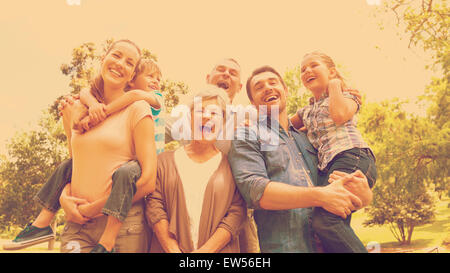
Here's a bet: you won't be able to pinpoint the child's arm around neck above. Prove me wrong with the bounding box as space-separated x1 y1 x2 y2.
104 89 161 116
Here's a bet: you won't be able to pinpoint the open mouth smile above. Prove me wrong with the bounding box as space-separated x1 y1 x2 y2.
264 95 279 103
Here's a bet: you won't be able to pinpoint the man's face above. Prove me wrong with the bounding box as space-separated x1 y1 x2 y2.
131 68 161 92
249 71 287 115
206 59 242 102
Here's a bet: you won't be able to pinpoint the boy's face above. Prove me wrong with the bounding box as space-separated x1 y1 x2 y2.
131 68 162 91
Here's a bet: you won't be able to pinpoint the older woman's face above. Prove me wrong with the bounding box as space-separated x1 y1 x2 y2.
190 97 225 143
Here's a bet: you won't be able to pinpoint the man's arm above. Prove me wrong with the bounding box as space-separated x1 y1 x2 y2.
228 132 362 219
259 178 361 218
328 170 373 208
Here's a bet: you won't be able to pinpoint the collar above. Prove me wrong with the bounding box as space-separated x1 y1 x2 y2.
309 92 328 105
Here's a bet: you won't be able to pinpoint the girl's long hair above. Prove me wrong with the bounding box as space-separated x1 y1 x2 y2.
90 39 142 103
303 51 347 89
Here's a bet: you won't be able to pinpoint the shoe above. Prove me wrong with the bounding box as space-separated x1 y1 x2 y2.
90 244 115 253
3 223 55 250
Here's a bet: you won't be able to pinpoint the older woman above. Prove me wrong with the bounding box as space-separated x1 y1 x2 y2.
146 86 246 253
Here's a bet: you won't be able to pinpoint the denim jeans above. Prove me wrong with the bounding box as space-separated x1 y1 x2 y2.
34 158 73 212
34 159 142 222
312 148 377 253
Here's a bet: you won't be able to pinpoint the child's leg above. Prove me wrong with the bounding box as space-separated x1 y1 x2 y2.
312 148 376 253
34 158 73 218
97 160 142 251
3 159 73 250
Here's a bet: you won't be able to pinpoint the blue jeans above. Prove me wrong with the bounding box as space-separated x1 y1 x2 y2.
34 159 142 222
312 148 377 253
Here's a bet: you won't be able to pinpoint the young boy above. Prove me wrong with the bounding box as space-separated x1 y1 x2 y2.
3 59 165 252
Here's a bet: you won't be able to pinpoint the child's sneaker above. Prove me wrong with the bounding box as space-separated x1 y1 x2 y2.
90 243 115 253
2 223 54 250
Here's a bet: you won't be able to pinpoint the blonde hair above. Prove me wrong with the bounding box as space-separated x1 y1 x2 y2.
303 51 347 88
125 59 162 91
187 85 230 117
90 39 142 103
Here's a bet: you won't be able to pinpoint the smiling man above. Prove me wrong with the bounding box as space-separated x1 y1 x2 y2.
228 65 373 253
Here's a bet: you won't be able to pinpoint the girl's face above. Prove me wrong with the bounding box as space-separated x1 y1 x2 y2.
101 42 140 89
300 55 335 94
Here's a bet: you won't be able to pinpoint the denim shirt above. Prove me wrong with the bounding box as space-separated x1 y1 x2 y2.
228 117 323 253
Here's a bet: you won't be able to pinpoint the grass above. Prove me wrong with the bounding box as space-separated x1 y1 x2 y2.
0 198 449 253
351 196 450 253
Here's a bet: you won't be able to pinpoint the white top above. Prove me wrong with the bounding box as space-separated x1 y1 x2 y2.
173 146 221 249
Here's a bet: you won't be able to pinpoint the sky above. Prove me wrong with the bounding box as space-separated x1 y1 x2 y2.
0 0 436 154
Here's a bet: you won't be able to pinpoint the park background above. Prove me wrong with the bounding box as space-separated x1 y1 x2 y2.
0 0 448 252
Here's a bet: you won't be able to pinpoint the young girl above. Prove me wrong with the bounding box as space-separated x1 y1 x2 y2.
291 51 377 253
4 41 162 253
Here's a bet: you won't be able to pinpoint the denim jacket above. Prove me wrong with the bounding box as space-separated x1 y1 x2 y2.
228 117 323 253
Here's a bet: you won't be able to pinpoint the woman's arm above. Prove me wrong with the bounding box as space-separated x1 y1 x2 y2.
59 184 91 224
61 102 73 157
153 219 183 253
131 116 157 202
328 79 358 126
193 228 231 253
195 186 246 253
104 90 161 117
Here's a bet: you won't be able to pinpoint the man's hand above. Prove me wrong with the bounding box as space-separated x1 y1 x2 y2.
318 176 363 219
329 170 372 208
60 193 90 225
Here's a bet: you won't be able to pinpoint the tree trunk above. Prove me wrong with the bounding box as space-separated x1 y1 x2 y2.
406 224 414 245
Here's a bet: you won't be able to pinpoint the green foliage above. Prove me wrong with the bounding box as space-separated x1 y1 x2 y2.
363 0 450 244
283 65 310 116
380 0 449 72
359 100 448 244
0 112 68 228
160 79 189 113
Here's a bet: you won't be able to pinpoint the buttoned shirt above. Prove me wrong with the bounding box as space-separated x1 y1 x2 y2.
297 92 370 171
228 116 324 252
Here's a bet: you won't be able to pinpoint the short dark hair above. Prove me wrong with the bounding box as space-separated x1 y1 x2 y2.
246 65 286 101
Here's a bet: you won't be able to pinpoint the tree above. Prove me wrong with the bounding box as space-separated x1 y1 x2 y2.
358 100 445 244
378 0 450 196
283 65 310 116
0 112 67 228
380 0 449 72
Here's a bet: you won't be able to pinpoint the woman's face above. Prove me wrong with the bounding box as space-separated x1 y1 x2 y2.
101 42 140 89
190 97 225 144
